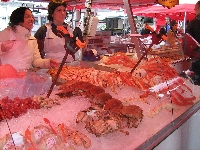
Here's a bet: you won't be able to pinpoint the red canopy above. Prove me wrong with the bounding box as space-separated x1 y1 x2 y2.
64 0 157 10
131 4 195 21
1 0 157 5
1 0 194 21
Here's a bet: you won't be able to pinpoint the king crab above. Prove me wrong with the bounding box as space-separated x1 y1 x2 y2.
56 81 144 137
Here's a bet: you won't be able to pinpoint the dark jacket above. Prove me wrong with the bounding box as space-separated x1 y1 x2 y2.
34 25 47 58
186 14 200 44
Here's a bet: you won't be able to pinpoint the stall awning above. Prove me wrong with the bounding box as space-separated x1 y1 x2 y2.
0 0 176 9
131 4 195 21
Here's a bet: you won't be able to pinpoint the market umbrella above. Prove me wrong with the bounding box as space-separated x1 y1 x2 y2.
131 4 195 21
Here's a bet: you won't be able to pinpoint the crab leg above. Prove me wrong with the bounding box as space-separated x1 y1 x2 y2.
43 118 57 135
25 127 36 150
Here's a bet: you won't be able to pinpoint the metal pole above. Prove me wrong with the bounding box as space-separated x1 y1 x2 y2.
183 11 187 33
123 0 144 59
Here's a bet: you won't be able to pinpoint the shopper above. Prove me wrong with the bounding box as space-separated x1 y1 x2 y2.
0 7 59 71
165 17 171 33
186 1 200 44
34 0 78 63
185 1 200 85
166 20 178 47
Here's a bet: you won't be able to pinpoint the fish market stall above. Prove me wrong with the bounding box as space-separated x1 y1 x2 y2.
0 0 198 149
0 59 199 149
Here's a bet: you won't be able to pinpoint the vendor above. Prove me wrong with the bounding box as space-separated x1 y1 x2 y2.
140 22 151 36
0 7 59 71
34 0 82 63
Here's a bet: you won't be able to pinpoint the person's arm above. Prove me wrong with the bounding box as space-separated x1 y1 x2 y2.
34 25 47 58
31 36 49 68
0 28 14 54
31 36 59 69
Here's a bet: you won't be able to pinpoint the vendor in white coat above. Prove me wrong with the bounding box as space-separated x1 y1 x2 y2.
34 0 77 63
0 7 59 71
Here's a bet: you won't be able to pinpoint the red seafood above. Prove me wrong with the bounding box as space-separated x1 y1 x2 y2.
84 85 105 99
48 56 180 92
120 105 143 128
56 81 95 98
104 52 136 68
58 123 91 148
60 81 144 136
104 98 123 114
92 92 112 108
150 77 196 106
0 97 40 122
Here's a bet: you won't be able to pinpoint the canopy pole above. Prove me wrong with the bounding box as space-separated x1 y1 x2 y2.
183 11 187 33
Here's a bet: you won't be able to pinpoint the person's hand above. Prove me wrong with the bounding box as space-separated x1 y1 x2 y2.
50 59 59 68
1 41 15 52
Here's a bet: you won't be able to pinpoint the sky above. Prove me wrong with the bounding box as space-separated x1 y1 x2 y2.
179 0 198 4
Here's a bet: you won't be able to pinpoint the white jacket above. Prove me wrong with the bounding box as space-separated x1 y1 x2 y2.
0 25 51 71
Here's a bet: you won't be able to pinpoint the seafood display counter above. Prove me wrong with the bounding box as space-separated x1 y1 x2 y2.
0 60 200 150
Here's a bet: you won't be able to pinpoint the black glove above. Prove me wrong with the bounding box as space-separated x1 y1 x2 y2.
73 27 84 42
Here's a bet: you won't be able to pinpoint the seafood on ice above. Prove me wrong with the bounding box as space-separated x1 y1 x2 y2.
57 123 91 149
148 102 176 118
32 95 60 108
56 81 143 137
0 97 40 122
27 122 91 149
103 52 137 68
130 56 179 90
76 99 143 137
0 95 60 123
149 77 196 106
0 121 91 149
47 57 179 92
0 132 27 150
148 77 196 117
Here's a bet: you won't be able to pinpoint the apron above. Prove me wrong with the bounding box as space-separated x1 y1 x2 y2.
44 24 74 63
1 29 32 71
